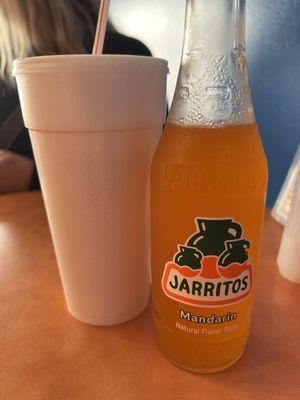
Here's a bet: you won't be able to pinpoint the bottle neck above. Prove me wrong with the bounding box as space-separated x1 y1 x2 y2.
183 0 245 60
169 0 254 128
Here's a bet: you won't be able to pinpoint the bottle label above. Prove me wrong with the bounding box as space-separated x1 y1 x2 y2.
161 217 253 308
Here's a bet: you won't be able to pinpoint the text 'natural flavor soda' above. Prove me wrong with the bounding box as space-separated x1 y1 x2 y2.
151 0 268 373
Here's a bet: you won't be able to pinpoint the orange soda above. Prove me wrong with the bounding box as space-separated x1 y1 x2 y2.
151 0 268 372
151 123 268 372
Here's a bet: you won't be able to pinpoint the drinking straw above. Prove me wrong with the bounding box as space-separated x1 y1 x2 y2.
93 0 111 55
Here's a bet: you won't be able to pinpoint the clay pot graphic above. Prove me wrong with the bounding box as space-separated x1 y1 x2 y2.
174 245 203 270
218 239 250 267
187 219 243 256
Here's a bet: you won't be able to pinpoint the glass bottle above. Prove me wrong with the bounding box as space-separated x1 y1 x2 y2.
151 0 268 373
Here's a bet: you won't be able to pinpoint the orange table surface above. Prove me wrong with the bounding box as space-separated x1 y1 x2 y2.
1 192 299 400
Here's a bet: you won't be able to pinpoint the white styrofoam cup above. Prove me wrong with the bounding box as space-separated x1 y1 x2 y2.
14 55 168 325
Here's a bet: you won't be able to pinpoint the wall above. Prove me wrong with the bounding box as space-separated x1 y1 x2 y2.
108 0 300 206
247 0 300 206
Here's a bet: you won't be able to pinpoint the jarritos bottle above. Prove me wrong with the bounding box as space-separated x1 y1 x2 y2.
151 0 268 373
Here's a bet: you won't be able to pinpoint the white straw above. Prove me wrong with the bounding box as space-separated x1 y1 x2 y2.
93 0 111 55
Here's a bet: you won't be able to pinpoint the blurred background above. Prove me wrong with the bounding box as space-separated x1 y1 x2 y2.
106 0 300 207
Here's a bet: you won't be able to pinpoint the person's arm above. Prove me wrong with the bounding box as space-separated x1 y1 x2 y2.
0 150 34 194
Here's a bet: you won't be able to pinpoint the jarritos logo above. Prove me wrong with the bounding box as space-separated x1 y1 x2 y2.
162 218 253 308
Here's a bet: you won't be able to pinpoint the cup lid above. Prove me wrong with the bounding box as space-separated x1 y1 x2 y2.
13 54 168 132
13 54 169 75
